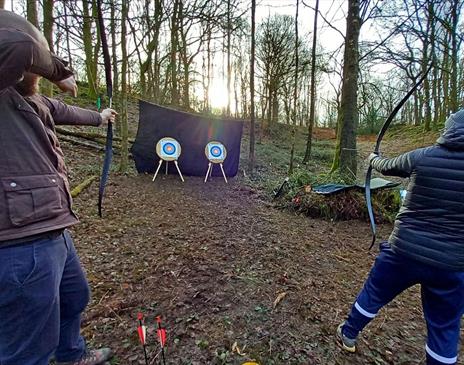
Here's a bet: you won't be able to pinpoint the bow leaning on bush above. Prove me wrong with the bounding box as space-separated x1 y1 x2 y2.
96 0 113 218
365 64 433 250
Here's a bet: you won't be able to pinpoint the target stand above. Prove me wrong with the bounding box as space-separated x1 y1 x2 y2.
204 141 228 183
153 137 185 182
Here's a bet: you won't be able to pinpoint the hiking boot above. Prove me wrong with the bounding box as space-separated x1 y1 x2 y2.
337 322 356 353
56 348 113 365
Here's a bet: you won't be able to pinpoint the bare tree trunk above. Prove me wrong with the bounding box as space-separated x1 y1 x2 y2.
271 88 278 124
413 90 420 126
92 0 101 96
42 0 54 97
140 0 162 98
27 0 39 28
119 0 129 173
430 2 439 129
248 0 256 173
110 1 118 99
170 0 180 105
449 0 461 112
422 2 432 131
442 37 451 116
205 27 212 112
63 3 73 70
226 0 231 116
303 0 319 163
82 0 98 99
288 0 299 175
234 65 239 118
331 0 360 181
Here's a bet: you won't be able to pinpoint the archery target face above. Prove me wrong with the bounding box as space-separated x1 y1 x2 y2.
162 142 176 156
156 138 181 161
205 141 226 162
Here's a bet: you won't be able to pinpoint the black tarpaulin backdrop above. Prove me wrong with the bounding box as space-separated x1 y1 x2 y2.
131 100 244 177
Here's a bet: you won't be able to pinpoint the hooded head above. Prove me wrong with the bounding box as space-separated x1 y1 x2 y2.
0 9 48 47
0 9 48 96
437 110 464 150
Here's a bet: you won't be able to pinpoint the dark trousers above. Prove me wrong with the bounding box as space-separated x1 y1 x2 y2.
343 243 464 365
0 230 90 365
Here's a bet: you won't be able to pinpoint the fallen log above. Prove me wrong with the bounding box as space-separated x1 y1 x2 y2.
71 175 98 198
58 135 106 152
58 134 131 158
56 126 135 144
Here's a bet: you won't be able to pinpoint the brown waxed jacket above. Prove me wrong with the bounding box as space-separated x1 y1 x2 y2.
0 25 102 243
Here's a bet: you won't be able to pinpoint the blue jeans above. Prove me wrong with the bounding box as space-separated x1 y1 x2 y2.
0 230 90 365
343 243 464 365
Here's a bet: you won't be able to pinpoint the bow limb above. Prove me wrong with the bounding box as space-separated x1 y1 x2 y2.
365 165 376 249
365 63 433 249
96 0 114 217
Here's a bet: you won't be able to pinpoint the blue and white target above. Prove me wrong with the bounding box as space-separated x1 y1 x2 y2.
206 142 226 162
210 146 223 158
159 140 180 159
162 142 176 156
156 137 181 161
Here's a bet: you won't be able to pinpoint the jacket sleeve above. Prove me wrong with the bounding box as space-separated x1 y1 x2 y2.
370 149 423 178
0 28 73 92
42 97 102 126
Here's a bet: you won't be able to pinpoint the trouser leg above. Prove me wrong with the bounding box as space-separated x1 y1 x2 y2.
343 243 418 339
422 270 464 365
0 234 67 365
54 231 90 363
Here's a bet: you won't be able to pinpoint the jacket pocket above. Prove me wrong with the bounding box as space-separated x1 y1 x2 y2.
2 174 63 227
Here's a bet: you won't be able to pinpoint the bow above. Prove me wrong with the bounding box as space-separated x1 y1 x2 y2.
96 0 113 217
365 64 432 249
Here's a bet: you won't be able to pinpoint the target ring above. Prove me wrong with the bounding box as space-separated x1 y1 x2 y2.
156 137 181 161
205 141 227 163
163 142 176 155
210 146 222 157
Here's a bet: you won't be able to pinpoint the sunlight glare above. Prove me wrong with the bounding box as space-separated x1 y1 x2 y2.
209 80 229 109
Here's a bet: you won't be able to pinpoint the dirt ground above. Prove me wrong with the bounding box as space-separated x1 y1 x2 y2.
59 136 458 365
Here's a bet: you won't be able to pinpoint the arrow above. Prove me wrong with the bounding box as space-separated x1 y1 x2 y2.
156 316 167 365
137 313 149 365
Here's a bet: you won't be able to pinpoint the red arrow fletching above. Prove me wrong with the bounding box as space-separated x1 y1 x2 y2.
138 325 146 345
157 328 166 347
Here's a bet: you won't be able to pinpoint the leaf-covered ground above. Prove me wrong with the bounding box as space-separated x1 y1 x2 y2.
60 132 459 365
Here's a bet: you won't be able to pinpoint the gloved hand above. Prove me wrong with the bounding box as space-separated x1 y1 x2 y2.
100 108 118 126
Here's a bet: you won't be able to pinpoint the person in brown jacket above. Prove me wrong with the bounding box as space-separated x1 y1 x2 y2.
0 10 116 365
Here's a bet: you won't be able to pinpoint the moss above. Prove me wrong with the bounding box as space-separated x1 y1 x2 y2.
275 170 401 223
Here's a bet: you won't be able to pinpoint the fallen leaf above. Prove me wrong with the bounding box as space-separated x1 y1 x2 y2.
273 292 287 309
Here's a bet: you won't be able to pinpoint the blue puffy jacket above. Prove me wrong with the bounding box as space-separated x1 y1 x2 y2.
371 109 464 271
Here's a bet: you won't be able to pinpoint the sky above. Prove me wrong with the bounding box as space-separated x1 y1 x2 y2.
257 0 347 49
4 0 352 112
208 0 349 109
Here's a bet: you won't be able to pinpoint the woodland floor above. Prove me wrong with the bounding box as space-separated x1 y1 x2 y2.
60 122 462 365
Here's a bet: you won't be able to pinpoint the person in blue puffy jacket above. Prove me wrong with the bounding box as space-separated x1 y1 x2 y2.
337 110 464 365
